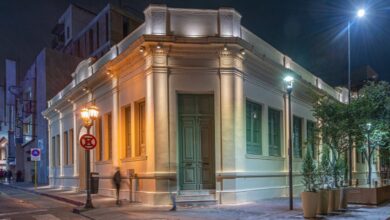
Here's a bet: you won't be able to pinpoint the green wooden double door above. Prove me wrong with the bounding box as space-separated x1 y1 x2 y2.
178 94 215 190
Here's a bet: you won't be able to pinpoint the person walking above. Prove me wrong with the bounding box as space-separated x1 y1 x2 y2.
0 169 4 183
112 167 121 205
7 170 12 183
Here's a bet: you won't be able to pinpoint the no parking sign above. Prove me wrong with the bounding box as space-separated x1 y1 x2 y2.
31 148 41 161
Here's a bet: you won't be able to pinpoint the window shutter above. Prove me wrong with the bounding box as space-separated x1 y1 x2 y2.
246 101 262 155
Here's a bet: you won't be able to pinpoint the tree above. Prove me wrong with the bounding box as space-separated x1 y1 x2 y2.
314 81 390 186
351 81 390 185
313 96 350 187
318 145 332 189
302 147 318 192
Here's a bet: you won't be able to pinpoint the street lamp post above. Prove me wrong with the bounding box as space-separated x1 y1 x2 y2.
347 8 365 186
366 122 372 186
80 105 99 209
284 75 294 210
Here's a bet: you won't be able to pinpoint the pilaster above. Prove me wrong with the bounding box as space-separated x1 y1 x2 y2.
112 77 120 167
59 112 64 177
219 49 245 172
72 103 78 176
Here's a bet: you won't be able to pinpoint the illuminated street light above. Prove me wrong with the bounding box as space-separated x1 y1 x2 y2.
284 75 294 210
357 9 366 18
80 104 99 209
284 75 294 91
88 105 99 120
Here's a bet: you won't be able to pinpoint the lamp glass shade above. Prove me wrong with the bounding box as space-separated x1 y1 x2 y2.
284 75 294 89
366 122 372 131
88 105 99 120
80 108 90 120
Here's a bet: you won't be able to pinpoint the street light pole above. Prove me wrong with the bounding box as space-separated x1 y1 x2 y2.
366 123 372 186
347 8 365 186
347 19 353 187
85 126 93 209
288 88 293 210
284 75 294 210
80 105 99 209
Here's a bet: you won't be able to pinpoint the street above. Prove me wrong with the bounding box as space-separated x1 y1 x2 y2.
0 184 87 220
1 183 390 220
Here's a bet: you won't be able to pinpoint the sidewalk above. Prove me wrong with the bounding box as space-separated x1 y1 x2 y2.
2 182 118 209
3 182 390 219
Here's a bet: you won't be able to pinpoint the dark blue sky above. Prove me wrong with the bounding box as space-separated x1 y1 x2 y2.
1 0 389 86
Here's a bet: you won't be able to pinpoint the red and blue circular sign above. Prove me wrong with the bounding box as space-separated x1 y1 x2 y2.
80 134 97 150
31 149 40 157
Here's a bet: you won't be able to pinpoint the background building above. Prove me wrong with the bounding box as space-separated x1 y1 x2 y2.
52 4 142 59
2 3 142 184
14 48 81 183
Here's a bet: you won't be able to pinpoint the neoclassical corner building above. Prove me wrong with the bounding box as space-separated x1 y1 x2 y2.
43 5 378 205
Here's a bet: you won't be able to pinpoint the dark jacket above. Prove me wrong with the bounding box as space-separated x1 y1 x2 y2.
113 171 121 187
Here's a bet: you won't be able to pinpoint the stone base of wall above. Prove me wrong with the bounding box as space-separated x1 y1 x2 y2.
49 175 305 205
219 186 304 204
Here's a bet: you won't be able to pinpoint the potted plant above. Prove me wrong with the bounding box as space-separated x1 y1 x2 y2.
301 148 319 218
317 145 332 215
332 158 345 211
334 158 348 210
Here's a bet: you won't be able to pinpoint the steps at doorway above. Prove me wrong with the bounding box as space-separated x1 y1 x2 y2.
176 190 217 207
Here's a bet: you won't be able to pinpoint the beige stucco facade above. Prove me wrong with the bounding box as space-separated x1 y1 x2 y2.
43 5 379 205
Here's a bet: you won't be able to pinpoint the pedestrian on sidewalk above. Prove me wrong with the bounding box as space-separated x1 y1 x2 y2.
7 169 12 183
112 167 121 205
16 170 22 182
0 169 4 183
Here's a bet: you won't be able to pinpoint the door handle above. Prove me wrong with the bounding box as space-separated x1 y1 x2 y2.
184 163 192 166
202 162 209 165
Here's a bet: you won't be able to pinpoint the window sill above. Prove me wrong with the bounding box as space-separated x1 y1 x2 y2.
121 156 147 162
95 160 113 165
246 154 285 160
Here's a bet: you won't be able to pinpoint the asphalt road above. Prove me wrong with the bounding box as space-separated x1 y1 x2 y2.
0 184 87 220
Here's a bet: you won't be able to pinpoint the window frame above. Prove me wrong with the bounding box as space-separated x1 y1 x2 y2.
56 135 60 166
268 107 282 157
246 100 262 155
135 101 146 157
96 116 103 161
293 115 303 158
124 105 132 158
51 136 56 167
69 129 74 165
63 131 68 165
306 120 316 159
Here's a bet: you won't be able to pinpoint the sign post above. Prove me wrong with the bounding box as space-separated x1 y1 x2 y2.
79 132 97 209
31 148 41 190
80 134 97 150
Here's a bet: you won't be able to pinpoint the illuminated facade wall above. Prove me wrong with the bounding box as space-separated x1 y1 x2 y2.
44 5 375 205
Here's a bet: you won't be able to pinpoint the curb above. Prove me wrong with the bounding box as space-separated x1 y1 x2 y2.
1 183 84 207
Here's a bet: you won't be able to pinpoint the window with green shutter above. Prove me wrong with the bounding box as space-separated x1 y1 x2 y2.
268 108 281 156
246 100 262 155
293 116 302 158
306 120 316 159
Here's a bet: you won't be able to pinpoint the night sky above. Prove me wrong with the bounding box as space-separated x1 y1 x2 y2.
1 0 389 86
